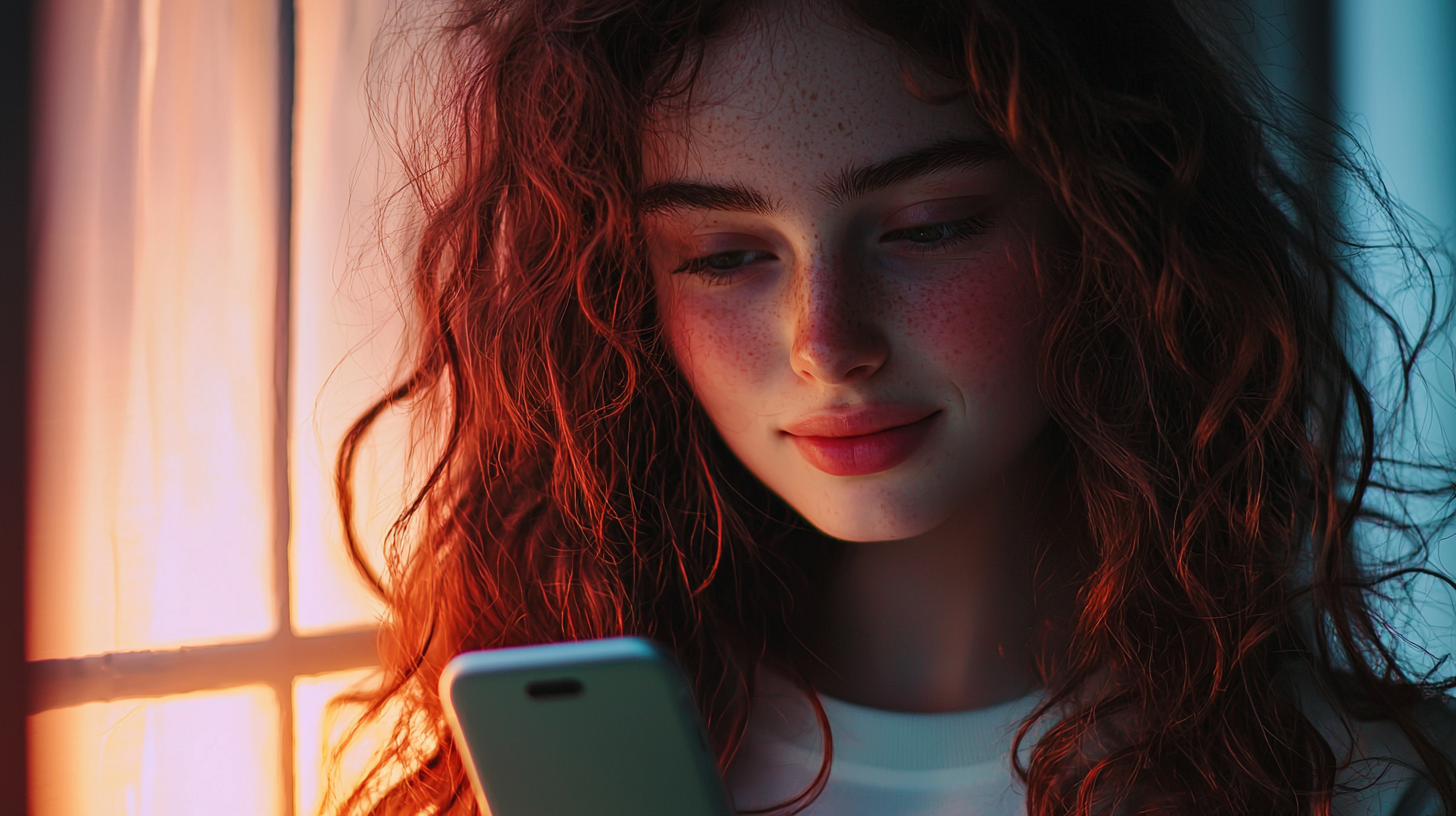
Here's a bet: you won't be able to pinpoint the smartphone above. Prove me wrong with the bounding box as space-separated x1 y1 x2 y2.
439 637 735 816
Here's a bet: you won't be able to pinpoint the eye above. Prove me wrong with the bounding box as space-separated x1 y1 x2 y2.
674 248 776 280
881 217 993 252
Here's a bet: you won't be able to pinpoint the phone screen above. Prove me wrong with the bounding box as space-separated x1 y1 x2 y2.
440 638 735 816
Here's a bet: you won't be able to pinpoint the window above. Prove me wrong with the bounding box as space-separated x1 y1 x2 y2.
29 1 400 814
23 1 1455 815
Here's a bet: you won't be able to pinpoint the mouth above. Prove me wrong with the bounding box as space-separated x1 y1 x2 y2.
782 408 940 477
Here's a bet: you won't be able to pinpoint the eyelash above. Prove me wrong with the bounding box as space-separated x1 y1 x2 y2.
671 216 994 280
672 249 775 282
880 215 994 253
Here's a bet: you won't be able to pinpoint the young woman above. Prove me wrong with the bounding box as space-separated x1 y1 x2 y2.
329 0 1456 813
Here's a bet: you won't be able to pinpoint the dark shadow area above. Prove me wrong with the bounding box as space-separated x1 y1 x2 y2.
0 0 34 812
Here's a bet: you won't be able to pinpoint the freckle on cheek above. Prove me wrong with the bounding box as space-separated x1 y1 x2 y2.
898 259 1035 391
672 304 771 390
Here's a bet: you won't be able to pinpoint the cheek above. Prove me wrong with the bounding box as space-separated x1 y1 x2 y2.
658 284 781 420
898 251 1041 395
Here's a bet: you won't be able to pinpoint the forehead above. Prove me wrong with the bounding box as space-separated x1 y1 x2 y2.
646 2 984 190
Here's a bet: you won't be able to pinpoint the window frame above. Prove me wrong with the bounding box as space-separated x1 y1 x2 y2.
20 3 381 815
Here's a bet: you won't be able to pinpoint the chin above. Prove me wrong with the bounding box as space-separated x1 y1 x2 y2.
778 483 953 543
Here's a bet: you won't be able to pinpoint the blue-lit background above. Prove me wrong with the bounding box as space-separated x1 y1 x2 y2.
1337 0 1455 668
1246 0 1456 666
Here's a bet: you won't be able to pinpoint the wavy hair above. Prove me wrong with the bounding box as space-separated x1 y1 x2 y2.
326 0 1456 813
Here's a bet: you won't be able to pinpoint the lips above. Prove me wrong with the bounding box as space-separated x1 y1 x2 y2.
783 407 940 477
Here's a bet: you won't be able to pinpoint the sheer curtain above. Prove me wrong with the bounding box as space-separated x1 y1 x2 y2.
30 0 286 812
30 0 282 664
290 0 402 639
29 0 398 813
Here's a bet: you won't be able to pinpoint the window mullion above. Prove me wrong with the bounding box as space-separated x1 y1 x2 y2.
275 1 300 813
27 629 379 714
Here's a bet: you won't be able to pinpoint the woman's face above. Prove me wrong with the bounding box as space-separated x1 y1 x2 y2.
646 5 1057 542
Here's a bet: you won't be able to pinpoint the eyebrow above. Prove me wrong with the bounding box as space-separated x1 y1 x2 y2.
639 180 777 215
638 137 1002 215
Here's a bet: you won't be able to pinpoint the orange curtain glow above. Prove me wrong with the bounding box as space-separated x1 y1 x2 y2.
30 688 283 816
30 0 283 661
289 0 403 638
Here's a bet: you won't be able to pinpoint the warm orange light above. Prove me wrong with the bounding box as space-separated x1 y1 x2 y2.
30 0 283 660
294 669 445 816
288 0 402 638
30 686 283 816
294 669 382 816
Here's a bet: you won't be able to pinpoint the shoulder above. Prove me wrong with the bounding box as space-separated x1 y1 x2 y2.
1283 663 1456 816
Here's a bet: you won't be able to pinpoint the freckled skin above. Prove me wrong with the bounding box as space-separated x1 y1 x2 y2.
647 5 1055 544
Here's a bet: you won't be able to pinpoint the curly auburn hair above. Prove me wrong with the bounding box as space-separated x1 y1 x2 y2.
326 0 1456 813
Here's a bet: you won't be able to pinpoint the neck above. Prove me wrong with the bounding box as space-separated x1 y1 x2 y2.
791 436 1077 713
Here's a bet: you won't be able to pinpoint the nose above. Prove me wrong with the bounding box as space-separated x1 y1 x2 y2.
789 256 888 385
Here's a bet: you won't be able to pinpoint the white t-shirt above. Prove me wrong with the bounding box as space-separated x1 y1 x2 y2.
725 670 1453 816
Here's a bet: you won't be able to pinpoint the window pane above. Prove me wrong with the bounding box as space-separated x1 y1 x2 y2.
295 669 440 816
289 0 405 636
30 0 283 658
29 686 282 816
293 669 380 816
